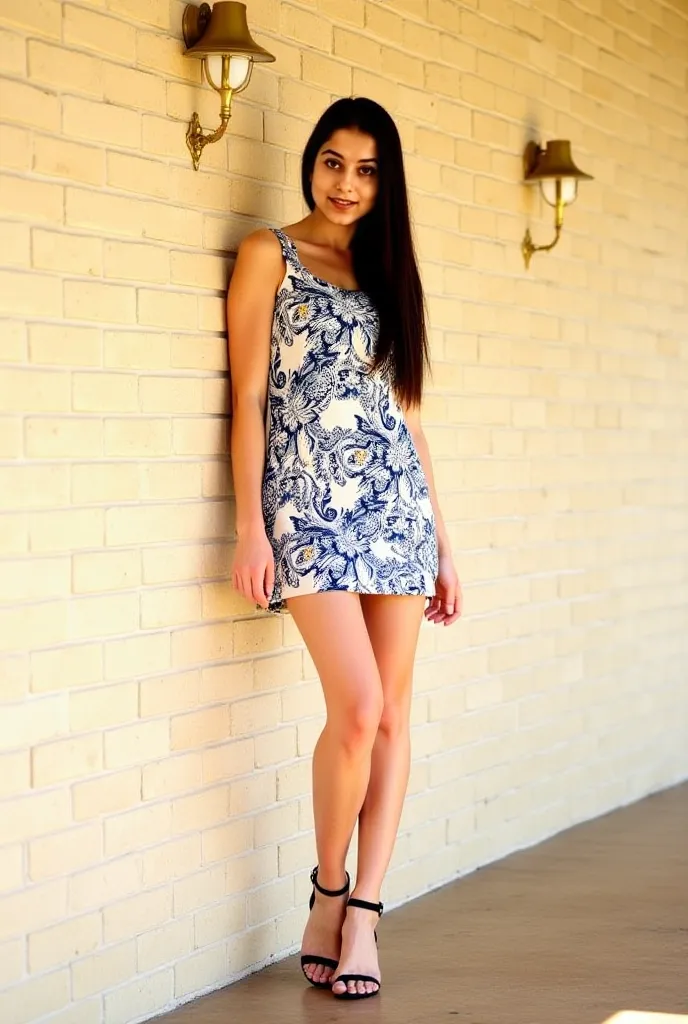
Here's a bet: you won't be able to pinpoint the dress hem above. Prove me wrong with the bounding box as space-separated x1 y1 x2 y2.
262 582 437 616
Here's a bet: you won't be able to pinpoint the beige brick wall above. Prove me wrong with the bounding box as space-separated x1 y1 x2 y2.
1 0 687 1020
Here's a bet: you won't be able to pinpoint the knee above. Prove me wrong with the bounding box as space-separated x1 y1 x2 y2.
336 689 383 755
378 696 411 740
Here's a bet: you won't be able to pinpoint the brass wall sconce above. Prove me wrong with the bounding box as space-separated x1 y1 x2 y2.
521 140 593 269
183 2 275 170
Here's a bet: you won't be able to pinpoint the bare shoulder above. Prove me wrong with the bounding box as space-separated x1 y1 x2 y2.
236 227 283 268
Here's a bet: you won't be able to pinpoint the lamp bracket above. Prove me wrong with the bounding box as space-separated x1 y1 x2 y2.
183 3 212 48
186 110 231 171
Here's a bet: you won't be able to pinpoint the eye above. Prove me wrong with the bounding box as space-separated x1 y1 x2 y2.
325 158 341 169
359 166 377 176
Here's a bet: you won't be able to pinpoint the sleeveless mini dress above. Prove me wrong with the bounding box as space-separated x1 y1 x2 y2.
261 228 438 613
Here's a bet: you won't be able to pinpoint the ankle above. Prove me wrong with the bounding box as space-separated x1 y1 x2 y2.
313 865 349 894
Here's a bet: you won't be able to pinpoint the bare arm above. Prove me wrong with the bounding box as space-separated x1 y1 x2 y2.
227 229 283 606
403 400 462 625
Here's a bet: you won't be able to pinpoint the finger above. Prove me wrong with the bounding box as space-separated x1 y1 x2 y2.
264 558 275 604
250 569 268 608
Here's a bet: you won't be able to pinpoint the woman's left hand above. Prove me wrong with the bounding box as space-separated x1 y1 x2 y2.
426 552 463 626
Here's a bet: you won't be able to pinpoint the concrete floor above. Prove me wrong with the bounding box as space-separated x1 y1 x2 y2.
161 784 687 1024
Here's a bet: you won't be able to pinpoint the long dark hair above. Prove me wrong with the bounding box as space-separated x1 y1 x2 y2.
301 97 429 408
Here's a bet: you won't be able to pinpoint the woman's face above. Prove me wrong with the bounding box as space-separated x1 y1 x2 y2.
310 128 379 225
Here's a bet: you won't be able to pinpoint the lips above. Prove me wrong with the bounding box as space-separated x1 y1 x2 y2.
329 197 356 209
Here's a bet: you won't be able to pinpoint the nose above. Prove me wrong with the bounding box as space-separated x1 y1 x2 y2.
336 166 356 194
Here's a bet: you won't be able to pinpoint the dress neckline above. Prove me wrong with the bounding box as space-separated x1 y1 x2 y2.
276 228 364 295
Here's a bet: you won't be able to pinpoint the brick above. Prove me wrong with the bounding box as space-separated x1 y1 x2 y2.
141 835 201 886
65 280 136 324
171 622 233 667
0 938 24 988
202 737 253 785
63 96 140 148
104 968 174 1024
30 913 101 976
63 6 136 60
104 417 170 457
138 288 197 329
0 843 22 894
137 31 200 81
0 751 30 799
0 969 70 1024
33 229 102 276
33 734 102 787
139 376 203 413
172 863 225 916
142 752 203 800
0 79 60 132
140 462 202 500
72 372 138 413
0 221 29 266
169 251 227 291
108 0 169 29
0 555 69 603
70 681 138 733
171 787 229 836
104 330 169 369
0 368 71 415
0 27 25 74
0 125 30 171
66 186 144 238
233 618 283 658
104 64 166 114
172 418 225 456
104 719 169 769
71 940 136 999
29 40 102 97
24 417 101 459
72 767 141 821
72 550 139 594
105 802 172 857
193 896 245 947
171 706 230 751
29 824 102 882
0 692 67 750
29 324 100 367
229 770 276 815
138 919 193 973
231 693 281 738
104 240 168 283
0 877 67 942
0 174 63 223
34 138 104 190
106 503 227 547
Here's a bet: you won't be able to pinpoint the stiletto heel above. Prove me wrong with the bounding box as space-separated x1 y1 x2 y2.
300 865 350 988
331 896 384 1000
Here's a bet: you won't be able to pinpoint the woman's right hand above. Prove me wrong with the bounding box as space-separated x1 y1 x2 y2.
232 528 275 610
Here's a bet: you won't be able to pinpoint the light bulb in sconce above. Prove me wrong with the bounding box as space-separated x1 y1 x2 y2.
540 177 578 207
182 2 275 170
204 54 251 92
521 140 593 270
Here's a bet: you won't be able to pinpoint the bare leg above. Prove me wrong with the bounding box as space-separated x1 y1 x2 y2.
287 591 383 985
332 594 425 997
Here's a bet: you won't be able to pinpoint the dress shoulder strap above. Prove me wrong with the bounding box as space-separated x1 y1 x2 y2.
271 228 299 268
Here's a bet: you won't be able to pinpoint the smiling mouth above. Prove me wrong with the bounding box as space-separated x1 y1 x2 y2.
329 197 357 208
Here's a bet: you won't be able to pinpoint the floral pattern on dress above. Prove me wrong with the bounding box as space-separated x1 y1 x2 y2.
262 228 438 612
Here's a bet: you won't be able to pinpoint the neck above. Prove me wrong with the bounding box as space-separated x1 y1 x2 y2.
300 209 357 251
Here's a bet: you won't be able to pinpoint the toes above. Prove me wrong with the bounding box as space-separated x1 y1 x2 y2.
332 980 345 996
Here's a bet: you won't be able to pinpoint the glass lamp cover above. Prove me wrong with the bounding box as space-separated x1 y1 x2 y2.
204 54 251 90
540 177 578 206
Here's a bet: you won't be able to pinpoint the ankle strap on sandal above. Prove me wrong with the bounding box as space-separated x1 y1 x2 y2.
347 896 384 916
310 865 350 898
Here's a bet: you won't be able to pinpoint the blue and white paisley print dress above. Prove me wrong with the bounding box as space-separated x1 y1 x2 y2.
262 228 438 613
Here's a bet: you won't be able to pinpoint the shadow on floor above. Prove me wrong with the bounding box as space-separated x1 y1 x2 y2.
161 783 688 1024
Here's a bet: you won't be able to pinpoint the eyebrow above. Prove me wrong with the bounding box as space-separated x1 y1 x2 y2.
322 148 378 164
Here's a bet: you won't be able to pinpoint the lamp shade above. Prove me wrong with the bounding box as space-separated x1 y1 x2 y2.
525 140 593 183
184 2 275 62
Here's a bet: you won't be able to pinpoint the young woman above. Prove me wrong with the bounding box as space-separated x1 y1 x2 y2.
227 97 462 1001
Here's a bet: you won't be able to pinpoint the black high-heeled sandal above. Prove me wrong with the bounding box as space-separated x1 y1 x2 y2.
300 866 351 988
331 896 384 1000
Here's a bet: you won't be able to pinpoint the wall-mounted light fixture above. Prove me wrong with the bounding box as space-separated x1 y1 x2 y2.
183 2 275 170
521 140 593 269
